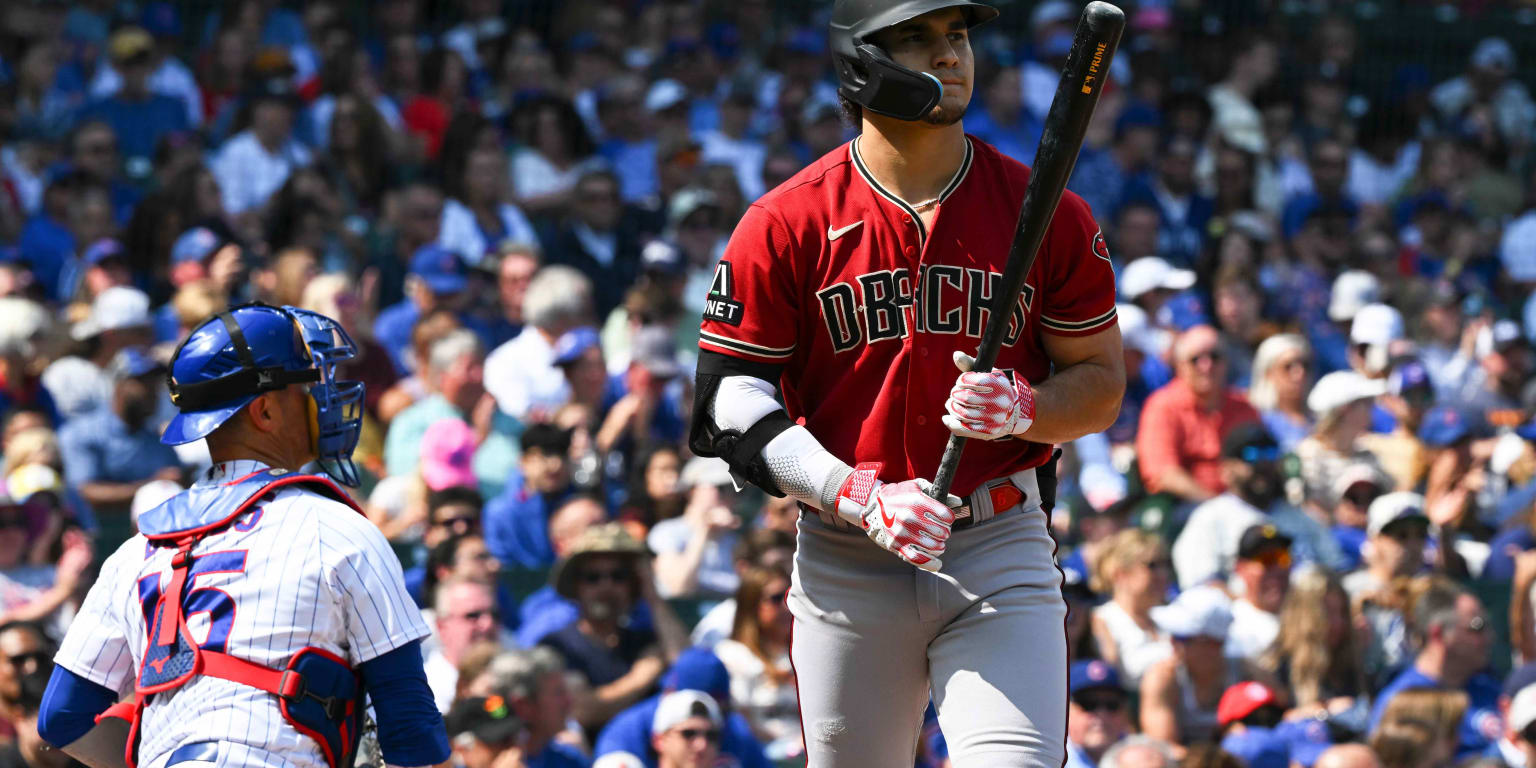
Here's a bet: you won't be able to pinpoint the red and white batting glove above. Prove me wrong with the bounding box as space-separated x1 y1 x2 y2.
941 351 1035 440
833 463 960 572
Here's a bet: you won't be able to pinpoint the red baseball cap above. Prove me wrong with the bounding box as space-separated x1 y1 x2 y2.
1217 681 1280 727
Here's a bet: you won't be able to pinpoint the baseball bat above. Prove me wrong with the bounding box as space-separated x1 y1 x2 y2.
928 1 1124 501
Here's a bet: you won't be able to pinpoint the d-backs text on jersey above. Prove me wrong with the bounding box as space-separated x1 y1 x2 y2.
816 265 1036 354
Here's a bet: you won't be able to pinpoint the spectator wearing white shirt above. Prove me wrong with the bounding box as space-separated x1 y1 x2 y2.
211 84 312 216
649 458 741 600
439 147 538 269
509 96 600 214
1225 525 1292 664
484 266 593 422
696 85 766 202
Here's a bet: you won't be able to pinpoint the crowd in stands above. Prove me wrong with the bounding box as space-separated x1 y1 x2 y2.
5 1 1536 767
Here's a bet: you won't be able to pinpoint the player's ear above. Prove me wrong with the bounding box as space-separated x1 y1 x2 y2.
244 392 280 434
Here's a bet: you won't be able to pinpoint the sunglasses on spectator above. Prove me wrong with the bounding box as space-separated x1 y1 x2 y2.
6 651 48 668
1246 548 1292 569
1074 696 1125 714
436 516 478 530
1382 521 1429 541
453 609 497 623
1343 489 1379 508
581 568 633 585
1234 446 1280 463
675 728 720 744
1185 350 1224 365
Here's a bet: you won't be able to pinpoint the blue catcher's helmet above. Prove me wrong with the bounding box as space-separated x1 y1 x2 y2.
163 303 364 486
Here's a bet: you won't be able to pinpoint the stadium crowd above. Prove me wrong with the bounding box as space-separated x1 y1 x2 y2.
3 0 1536 767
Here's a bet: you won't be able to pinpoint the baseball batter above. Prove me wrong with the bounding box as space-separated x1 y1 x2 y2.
688 1 1124 766
37 304 450 768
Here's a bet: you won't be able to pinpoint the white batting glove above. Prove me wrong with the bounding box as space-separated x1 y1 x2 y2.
942 351 1035 440
834 463 960 572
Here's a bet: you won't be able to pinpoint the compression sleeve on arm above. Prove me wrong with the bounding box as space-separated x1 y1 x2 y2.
359 640 450 767
712 375 853 511
38 665 118 748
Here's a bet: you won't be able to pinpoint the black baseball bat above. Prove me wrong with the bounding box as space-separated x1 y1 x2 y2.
928 1 1124 501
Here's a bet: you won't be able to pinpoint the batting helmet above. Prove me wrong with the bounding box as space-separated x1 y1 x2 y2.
829 0 998 121
163 303 364 486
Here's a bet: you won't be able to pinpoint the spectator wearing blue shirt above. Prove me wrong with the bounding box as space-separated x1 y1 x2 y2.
55 347 181 550
66 120 140 225
1281 139 1358 240
485 425 575 570
1368 582 1500 759
18 172 92 301
516 495 608 647
965 67 1044 165
375 244 492 376
1120 135 1213 268
75 28 188 177
593 648 770 768
493 646 591 768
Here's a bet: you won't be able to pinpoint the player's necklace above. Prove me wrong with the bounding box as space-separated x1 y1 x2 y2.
910 196 942 210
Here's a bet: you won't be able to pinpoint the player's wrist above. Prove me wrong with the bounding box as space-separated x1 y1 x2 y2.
834 462 882 528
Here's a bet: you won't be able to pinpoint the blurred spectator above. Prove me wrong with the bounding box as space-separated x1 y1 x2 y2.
689 529 797 650
419 531 506 631
1248 334 1314 452
375 245 483 376
1141 585 1239 745
1454 319 1530 413
484 424 574 570
77 27 190 178
1369 582 1498 757
211 82 309 217
443 694 526 768
539 170 645 319
541 523 688 732
513 494 607 648
617 445 685 541
713 565 796 759
1360 362 1433 493
1418 406 1489 535
383 331 512 492
509 96 601 214
376 309 461 425
1224 525 1293 664
300 273 398 421
1137 326 1262 504
1430 38 1536 149
0 497 89 640
1329 464 1389 572
1313 744 1380 768
55 348 179 544
1090 529 1172 690
485 265 594 423
484 243 539 348
0 622 61 768
438 147 537 269
1297 372 1387 510
1120 136 1211 267
1346 493 1430 601
1098 735 1177 768
401 485 484 604
1284 139 1358 239
650 458 741 600
487 646 585 768
648 690 724 768
425 578 501 712
1106 303 1170 449
593 647 771 768
1258 569 1367 731
1372 687 1467 768
1068 660 1134 768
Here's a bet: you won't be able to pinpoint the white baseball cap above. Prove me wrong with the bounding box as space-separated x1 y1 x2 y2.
1349 303 1404 347
72 286 152 341
1329 271 1381 322
1307 370 1388 416
652 690 722 736
1151 585 1232 639
1501 215 1536 282
1115 303 1163 357
1120 257 1196 301
1366 492 1428 537
1511 684 1536 734
645 79 688 113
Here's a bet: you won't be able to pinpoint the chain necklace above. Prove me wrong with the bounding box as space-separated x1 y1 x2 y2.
910 196 942 210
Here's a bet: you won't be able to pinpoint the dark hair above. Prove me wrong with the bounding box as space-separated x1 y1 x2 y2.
520 423 572 457
837 92 863 129
325 93 391 211
438 111 495 200
424 531 483 601
429 486 485 522
511 96 596 161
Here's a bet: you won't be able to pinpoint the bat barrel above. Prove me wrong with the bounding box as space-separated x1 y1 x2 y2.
927 3 1124 501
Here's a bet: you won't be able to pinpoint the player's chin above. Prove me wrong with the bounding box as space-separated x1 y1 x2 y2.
921 98 969 127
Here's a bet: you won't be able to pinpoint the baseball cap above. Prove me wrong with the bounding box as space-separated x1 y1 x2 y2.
641 239 685 276
1477 319 1525 358
1120 257 1196 301
446 695 524 745
409 244 468 296
1115 303 1164 357
1069 660 1122 698
1221 727 1290 768
1333 462 1386 500
1350 304 1405 346
420 418 477 491
171 227 223 264
1150 585 1232 639
631 326 682 380
1418 405 1479 447
1221 422 1280 462
645 79 689 113
1388 360 1432 397
108 26 155 65
81 238 126 267
652 690 722 736
667 187 718 230
1366 492 1428 537
1277 719 1333 768
1472 37 1515 71
1329 271 1381 322
1306 371 1387 417
1511 684 1536 734
551 327 601 367
1237 524 1293 560
72 286 152 341
662 648 731 699
109 346 164 380
1217 681 1281 727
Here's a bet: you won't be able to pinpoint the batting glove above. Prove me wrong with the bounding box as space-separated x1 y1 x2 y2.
834 462 960 572
942 351 1035 440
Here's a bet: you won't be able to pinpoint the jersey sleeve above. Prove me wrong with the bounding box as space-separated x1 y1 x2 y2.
698 204 802 364
1037 193 1119 337
53 538 141 695
317 503 432 665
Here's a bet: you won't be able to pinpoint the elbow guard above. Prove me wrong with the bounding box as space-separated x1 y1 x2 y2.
38 666 118 749
360 641 450 767
690 351 793 496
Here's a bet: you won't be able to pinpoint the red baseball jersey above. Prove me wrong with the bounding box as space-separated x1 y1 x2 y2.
699 136 1118 498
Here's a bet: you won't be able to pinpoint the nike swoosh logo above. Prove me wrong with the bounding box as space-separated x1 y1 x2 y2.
827 221 863 241
879 499 897 529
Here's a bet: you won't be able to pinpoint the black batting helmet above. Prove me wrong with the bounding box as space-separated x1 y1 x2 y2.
829 0 999 121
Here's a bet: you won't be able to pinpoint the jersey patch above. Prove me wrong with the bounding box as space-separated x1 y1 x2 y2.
1092 230 1110 262
704 262 745 326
